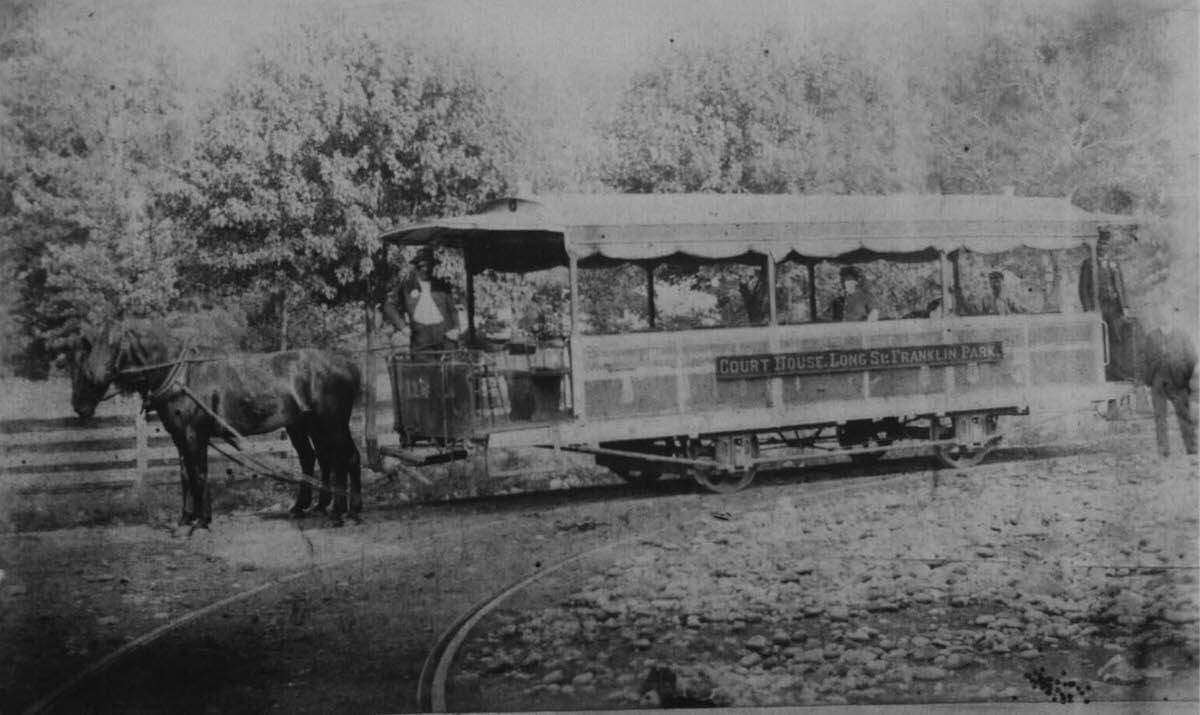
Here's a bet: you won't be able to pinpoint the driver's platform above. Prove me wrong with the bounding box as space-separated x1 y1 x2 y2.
386 342 574 461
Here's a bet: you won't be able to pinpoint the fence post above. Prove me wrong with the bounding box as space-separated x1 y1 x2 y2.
363 305 381 470
134 407 148 491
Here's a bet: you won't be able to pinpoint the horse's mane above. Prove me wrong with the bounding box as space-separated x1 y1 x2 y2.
106 318 239 361
99 319 173 379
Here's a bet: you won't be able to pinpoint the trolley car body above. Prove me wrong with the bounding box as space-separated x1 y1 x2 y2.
379 193 1137 490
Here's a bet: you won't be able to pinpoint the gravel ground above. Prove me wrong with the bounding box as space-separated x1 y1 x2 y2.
2 423 1196 713
454 443 1200 710
0 474 714 714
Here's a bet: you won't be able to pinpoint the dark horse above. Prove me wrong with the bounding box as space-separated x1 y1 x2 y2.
70 320 363 528
1133 323 1198 457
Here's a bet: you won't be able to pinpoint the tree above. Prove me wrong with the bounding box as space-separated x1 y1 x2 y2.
595 28 933 323
168 17 522 349
926 3 1196 326
929 2 1186 208
600 28 926 196
0 0 191 376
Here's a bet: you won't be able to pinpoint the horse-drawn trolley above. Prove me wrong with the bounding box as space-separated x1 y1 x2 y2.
378 193 1139 492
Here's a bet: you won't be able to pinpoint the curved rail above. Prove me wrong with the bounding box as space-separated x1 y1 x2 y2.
18 513 523 715
417 544 626 712
20 571 310 715
416 468 931 712
17 438 1137 715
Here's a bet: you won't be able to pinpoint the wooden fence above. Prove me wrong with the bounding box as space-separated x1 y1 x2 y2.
0 373 399 496
2 368 1156 496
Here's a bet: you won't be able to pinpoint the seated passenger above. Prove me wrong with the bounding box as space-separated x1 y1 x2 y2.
979 270 1027 315
904 298 942 319
739 278 769 325
830 266 879 322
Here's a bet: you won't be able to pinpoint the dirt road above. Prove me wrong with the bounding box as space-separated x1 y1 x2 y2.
1 432 1196 714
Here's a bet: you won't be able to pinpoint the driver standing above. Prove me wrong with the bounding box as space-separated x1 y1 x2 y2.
384 247 461 353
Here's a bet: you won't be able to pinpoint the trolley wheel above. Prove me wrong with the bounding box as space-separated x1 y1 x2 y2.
691 467 757 494
686 434 759 493
930 414 1001 469
932 441 995 469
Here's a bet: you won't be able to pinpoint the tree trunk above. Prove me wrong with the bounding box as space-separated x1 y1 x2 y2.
279 293 289 351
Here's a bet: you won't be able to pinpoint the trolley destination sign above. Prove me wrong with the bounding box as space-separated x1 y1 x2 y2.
715 341 1004 380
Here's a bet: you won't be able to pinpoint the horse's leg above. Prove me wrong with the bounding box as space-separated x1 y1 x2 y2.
285 425 316 516
310 430 334 514
190 431 212 530
169 425 210 531
1170 386 1198 455
166 431 195 526
326 427 350 527
177 453 192 524
343 425 363 520
1151 376 1171 457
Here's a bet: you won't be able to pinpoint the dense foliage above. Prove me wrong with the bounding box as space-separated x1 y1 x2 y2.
166 20 520 349
0 1 191 375
594 2 1194 328
601 30 924 195
0 0 1194 375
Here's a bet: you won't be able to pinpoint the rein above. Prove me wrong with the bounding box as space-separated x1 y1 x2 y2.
176 383 359 501
144 338 197 405
115 337 198 411
115 335 361 500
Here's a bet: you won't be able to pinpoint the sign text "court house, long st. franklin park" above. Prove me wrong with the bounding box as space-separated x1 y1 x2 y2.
715 342 1004 380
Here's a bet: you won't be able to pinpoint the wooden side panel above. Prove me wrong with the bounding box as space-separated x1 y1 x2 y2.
689 373 772 412
861 329 947 400
869 366 941 399
1029 322 1091 344
1029 348 1097 386
571 314 1105 434
781 371 864 405
583 375 679 418
578 332 775 420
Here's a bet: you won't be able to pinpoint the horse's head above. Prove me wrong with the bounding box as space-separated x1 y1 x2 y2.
70 325 124 419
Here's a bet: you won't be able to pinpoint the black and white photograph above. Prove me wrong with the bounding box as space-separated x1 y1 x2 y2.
1 0 1197 712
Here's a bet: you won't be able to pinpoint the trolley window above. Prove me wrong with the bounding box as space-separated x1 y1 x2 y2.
950 245 1091 316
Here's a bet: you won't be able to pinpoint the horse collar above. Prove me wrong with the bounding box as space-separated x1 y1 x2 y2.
142 339 197 410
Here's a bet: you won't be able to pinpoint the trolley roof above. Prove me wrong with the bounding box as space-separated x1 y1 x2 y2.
379 193 1138 273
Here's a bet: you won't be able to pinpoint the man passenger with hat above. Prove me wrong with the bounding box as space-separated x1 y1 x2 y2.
979 270 1026 315
830 265 878 322
384 247 461 353
1078 228 1130 379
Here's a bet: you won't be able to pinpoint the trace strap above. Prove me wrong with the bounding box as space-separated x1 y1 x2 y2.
119 342 358 500
176 383 357 501
143 338 197 410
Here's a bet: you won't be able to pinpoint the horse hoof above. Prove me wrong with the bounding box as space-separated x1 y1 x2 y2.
288 505 309 518
327 515 345 528
347 513 363 525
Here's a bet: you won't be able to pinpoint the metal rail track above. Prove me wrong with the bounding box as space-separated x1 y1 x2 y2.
17 436 1145 715
17 511 527 715
414 465 955 712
